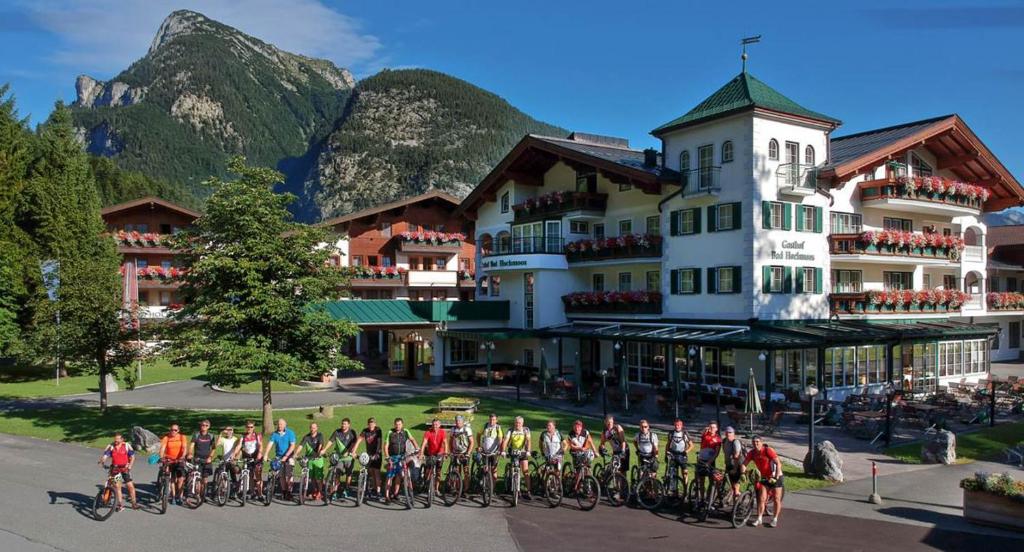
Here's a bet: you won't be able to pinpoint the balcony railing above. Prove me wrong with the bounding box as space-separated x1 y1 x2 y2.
484 236 565 257
987 292 1024 311
397 231 465 253
565 234 662 263
859 175 986 211
405 270 458 287
681 167 721 195
828 232 963 262
963 245 984 263
776 163 817 194
829 289 971 315
562 291 662 314
511 192 607 222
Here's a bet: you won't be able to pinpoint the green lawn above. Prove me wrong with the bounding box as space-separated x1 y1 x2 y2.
0 393 828 491
0 358 206 399
885 422 1024 464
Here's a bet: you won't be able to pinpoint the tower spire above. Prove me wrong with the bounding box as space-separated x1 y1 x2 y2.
741 35 761 73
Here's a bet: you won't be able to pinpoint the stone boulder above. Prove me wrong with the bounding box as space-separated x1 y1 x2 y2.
921 429 956 464
803 440 844 482
131 426 161 453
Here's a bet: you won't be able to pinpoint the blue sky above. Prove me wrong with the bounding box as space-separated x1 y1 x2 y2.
2 0 1024 181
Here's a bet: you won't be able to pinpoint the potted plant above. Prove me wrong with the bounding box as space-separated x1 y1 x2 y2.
961 472 1024 531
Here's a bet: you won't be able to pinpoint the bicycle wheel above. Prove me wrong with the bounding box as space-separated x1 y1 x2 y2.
511 470 520 507
481 471 493 507
604 472 628 507
731 491 755 528
262 474 275 506
426 469 435 508
323 468 336 504
92 485 115 521
576 475 600 511
442 470 462 507
356 469 367 506
636 476 665 510
183 474 203 509
684 479 700 512
544 472 563 508
403 474 414 510
214 471 229 507
159 477 169 514
298 472 309 505
238 474 248 507
697 481 716 522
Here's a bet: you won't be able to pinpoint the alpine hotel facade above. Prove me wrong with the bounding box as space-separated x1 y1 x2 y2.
440 71 1024 402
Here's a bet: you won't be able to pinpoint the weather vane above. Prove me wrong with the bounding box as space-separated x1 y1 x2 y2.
741 35 761 73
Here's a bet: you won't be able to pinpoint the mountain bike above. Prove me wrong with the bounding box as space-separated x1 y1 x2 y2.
561 451 600 511
689 464 729 522
441 453 468 507
262 458 287 506
532 452 563 507
731 470 782 527
355 453 372 506
296 457 318 505
631 454 664 510
92 464 123 521
595 449 629 507
503 450 529 507
236 458 256 507
661 453 688 507
473 451 498 507
155 460 174 514
420 454 446 508
182 461 205 509
212 460 234 507
385 452 416 509
324 453 355 504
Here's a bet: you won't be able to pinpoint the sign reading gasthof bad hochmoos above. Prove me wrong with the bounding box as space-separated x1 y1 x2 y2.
770 240 815 261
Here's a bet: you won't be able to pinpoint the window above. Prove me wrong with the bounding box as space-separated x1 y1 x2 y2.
768 266 785 293
762 201 791 230
160 291 172 306
524 349 535 368
477 276 488 296
697 144 714 190
434 257 446 270
422 224 433 232
704 347 736 385
768 139 779 160
721 141 734 163
570 220 589 234
1011 322 1021 349
673 208 700 235
804 145 815 165
884 271 913 290
351 255 363 267
619 181 633 192
500 191 510 214
943 275 959 290
618 219 632 236
646 215 660 236
718 204 733 231
798 205 817 233
524 272 535 329
785 141 799 167
367 255 379 267
459 257 470 271
798 266 821 294
1009 278 1019 292
708 266 741 294
125 223 150 233
709 203 740 232
159 223 172 234
449 339 479 364
380 222 392 237
593 224 605 240
592 273 605 292
911 153 933 178
832 269 863 293
618 272 632 292
923 274 932 289
883 217 913 231
830 212 863 234
490 275 501 296
646 270 660 292
161 260 172 270
679 150 690 172
674 268 699 294
625 342 667 385
718 267 734 293
576 171 597 193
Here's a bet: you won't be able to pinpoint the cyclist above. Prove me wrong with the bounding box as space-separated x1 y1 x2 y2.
501 416 532 500
296 423 326 501
216 425 239 491
634 419 659 477
383 418 419 503
234 420 263 497
539 420 564 472
188 419 216 500
352 417 383 499
448 415 474 489
476 413 503 485
263 418 297 501
158 423 188 504
97 432 137 511
695 421 722 502
565 420 595 489
740 435 784 528
722 426 744 499
321 417 358 499
598 416 629 475
665 419 693 497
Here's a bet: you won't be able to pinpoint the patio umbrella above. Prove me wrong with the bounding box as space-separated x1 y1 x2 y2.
744 368 763 435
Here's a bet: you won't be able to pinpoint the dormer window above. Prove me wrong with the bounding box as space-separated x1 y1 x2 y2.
911 153 933 178
804 145 815 165
768 139 779 161
575 170 597 193
721 141 734 163
679 150 690 172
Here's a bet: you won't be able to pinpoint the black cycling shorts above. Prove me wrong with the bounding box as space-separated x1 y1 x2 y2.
110 466 132 484
762 476 784 490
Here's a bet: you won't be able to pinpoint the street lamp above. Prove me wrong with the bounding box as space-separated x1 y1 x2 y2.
712 382 722 427
480 341 496 386
514 360 521 401
804 384 819 472
599 367 609 418
614 341 627 412
883 381 895 446
686 346 697 413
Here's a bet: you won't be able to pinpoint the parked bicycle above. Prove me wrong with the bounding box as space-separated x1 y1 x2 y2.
532 452 563 507
181 461 204 509
420 454 446 508
385 452 416 509
731 470 782 527
504 450 529 507
441 453 468 506
595 448 629 507
631 454 664 510
154 459 174 514
262 458 288 506
472 451 498 507
355 453 371 506
561 452 600 511
212 459 236 507
687 463 731 522
661 453 689 507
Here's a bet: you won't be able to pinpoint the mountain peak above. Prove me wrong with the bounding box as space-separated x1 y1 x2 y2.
148 10 212 55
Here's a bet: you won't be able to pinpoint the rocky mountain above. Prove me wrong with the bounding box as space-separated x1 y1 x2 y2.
72 9 354 196
71 10 565 219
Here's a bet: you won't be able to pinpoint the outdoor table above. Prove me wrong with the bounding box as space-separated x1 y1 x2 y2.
852 410 886 420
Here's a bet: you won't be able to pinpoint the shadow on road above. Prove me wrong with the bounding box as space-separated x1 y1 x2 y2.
47 489 96 519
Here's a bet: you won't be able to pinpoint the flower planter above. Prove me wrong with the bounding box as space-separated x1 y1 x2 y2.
963 490 1024 531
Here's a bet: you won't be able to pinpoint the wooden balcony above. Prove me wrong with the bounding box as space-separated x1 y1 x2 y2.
565 239 662 263
512 192 607 223
829 291 965 315
562 291 662 315
858 176 984 215
828 233 961 264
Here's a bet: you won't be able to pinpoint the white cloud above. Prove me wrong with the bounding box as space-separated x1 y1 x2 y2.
21 0 382 77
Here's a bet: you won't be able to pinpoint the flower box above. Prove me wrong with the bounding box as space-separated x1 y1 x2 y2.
562 291 662 314
987 292 1024 311
565 234 662 262
342 266 406 280
961 473 1024 531
398 230 465 246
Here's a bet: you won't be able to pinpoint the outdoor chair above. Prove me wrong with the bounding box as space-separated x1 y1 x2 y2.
607 388 624 410
760 410 784 435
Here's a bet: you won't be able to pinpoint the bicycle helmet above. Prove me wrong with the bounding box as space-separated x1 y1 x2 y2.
330 453 340 466
358 452 370 466
270 459 282 472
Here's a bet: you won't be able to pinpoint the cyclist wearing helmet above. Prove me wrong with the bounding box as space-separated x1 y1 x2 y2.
352 418 382 498
234 420 263 496
634 419 659 473
98 432 137 511
476 413 503 484
501 416 532 500
383 418 419 503
188 419 216 499
598 416 629 474
158 423 188 504
740 435 783 528
263 419 297 500
296 423 326 501
722 426 745 499
321 418 358 499
449 415 474 489
539 420 565 471
665 419 692 496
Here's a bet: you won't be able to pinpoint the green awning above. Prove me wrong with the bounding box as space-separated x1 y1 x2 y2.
320 300 510 326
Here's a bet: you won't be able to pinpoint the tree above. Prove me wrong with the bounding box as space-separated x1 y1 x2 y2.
171 157 360 432
0 84 32 354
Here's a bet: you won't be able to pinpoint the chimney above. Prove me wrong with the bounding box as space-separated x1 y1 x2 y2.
643 148 658 168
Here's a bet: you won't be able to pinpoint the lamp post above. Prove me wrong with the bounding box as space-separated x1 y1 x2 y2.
883 381 895 447
514 360 521 401
805 384 819 472
712 382 722 428
599 368 609 418
480 341 495 386
614 341 627 412
758 350 769 415
687 346 698 415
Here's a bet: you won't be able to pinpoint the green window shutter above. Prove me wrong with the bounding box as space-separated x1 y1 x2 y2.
732 266 742 293
762 266 771 294
795 206 804 232
815 267 823 294
670 269 679 294
670 211 680 236
707 268 717 294
693 269 702 294
692 208 702 235
795 266 804 293
782 202 792 231
814 207 823 233
732 203 742 230
783 266 793 293
761 201 771 229
707 205 718 232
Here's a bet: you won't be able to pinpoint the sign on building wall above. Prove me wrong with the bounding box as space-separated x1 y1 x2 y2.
770 240 816 262
479 255 568 272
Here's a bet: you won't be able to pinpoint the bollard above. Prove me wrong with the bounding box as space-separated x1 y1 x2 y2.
868 461 882 504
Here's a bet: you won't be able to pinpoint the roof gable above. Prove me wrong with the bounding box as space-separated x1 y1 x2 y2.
99 196 201 219
318 190 461 229
651 72 840 135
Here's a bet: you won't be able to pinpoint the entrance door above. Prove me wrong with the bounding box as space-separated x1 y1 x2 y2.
404 342 419 379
